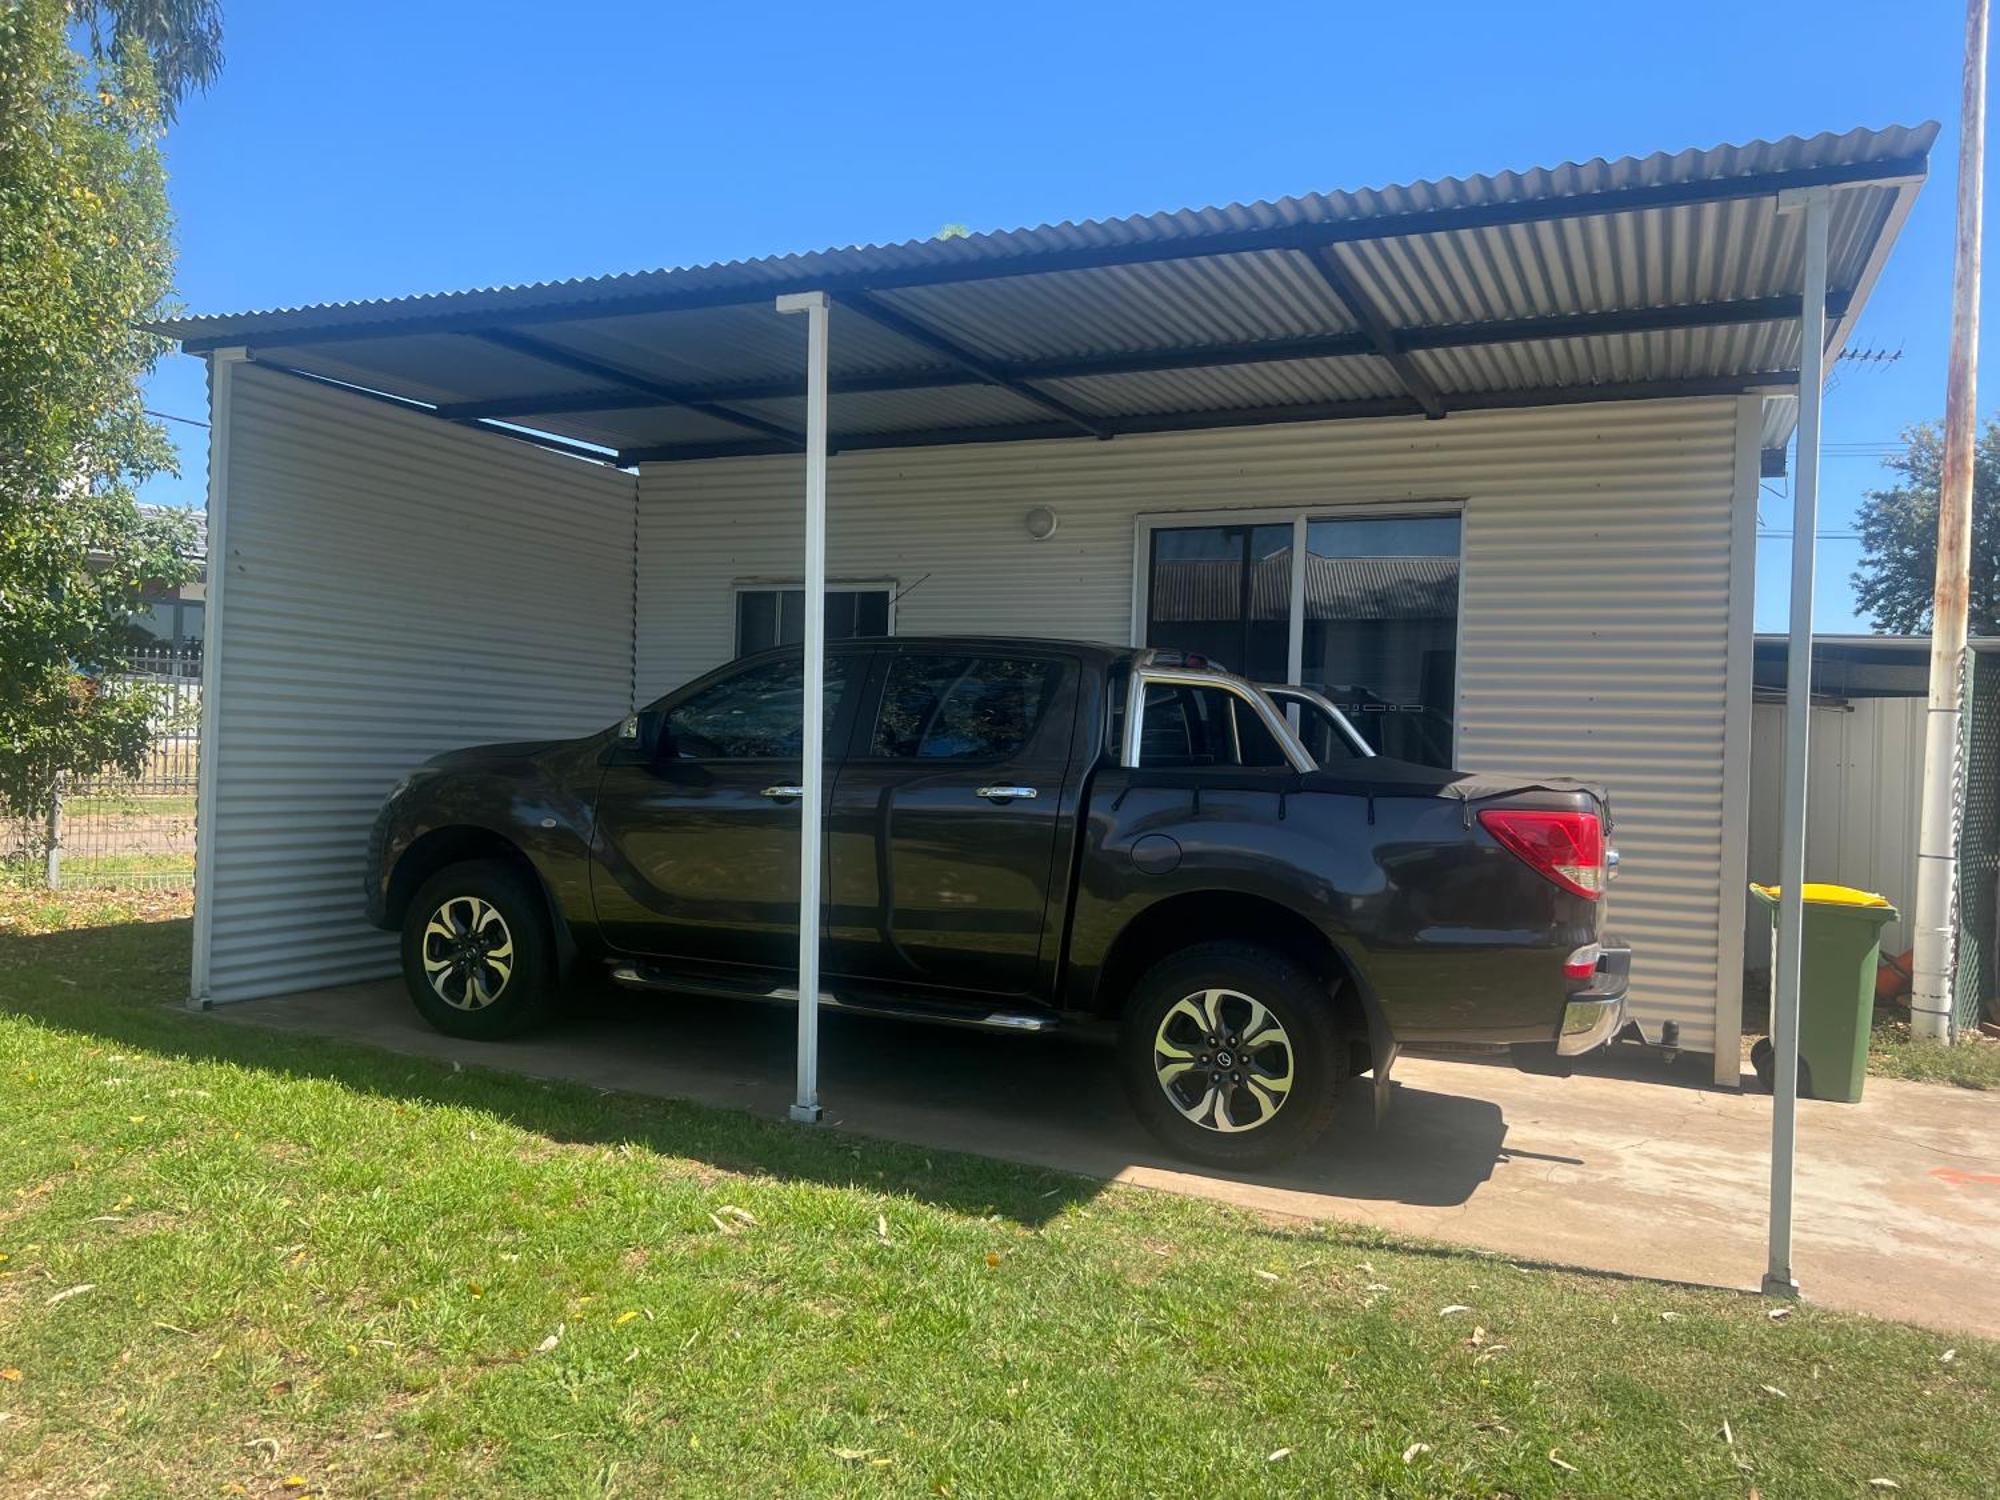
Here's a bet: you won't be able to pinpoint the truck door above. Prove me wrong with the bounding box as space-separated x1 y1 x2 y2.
590 649 862 967
825 648 1077 997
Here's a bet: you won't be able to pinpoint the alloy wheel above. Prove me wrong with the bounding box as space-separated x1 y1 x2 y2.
420 895 515 1011
1152 987 1295 1133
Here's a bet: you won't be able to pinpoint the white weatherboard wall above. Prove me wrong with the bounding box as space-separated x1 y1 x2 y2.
637 396 1755 1057
198 364 637 1003
1747 696 1927 958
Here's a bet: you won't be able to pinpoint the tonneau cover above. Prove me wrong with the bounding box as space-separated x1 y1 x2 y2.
1116 757 1607 811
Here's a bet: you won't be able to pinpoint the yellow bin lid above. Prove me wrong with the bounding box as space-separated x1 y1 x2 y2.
1749 882 1892 908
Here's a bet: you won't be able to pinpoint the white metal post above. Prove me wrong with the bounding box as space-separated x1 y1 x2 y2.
776 291 830 1124
1764 187 1831 1299
189 346 247 1008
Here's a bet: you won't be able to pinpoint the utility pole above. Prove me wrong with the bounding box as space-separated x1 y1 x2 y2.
1913 0 1989 1043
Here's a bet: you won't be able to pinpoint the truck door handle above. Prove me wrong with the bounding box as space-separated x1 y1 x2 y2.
975 785 1038 802
761 785 806 800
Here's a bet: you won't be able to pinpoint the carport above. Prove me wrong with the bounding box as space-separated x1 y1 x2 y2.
158 125 1932 1161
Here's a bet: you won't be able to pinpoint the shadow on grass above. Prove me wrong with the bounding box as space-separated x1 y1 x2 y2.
1 915 1524 1228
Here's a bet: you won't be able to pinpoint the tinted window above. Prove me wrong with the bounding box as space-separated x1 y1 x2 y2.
1136 684 1287 768
666 654 853 760
871 655 1058 760
1300 514 1460 766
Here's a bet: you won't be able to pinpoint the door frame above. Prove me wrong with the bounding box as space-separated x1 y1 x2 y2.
1130 501 1467 764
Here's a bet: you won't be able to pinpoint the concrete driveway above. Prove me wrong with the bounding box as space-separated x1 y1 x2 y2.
217 980 2000 1342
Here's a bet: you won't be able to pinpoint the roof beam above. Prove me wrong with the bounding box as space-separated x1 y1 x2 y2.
620 370 1801 464
1298 246 1447 419
171 154 1925 353
829 291 1113 439
433 292 1850 421
470 329 803 447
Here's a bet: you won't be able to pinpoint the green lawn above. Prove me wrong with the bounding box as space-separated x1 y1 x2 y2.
2 892 1994 1498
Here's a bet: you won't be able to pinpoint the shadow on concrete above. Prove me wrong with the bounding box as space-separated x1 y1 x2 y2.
8 918 1522 1224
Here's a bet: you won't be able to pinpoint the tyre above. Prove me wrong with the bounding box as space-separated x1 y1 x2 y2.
1119 941 1346 1169
401 859 555 1039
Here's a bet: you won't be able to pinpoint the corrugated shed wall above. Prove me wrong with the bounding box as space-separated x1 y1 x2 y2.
201 364 637 1002
1747 697 1928 960
637 396 1750 1052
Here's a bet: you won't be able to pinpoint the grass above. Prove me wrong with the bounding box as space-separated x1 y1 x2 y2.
62 793 196 819
1869 1019 2000 1091
1 890 1994 1498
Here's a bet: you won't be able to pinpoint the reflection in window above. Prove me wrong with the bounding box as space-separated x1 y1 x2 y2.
1300 515 1460 766
871 655 1057 760
1143 524 1291 681
667 654 853 760
736 586 892 656
1137 684 1287 769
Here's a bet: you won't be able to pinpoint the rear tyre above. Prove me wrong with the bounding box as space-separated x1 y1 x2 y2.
401 859 555 1039
1119 941 1345 1170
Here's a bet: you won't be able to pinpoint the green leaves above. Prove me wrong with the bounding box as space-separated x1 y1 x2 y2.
0 1 197 824
1850 419 2000 638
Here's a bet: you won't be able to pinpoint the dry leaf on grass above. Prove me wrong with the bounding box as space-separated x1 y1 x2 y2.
1940 1349 1957 1364
615 1310 640 1326
832 1447 874 1461
715 1204 757 1227
1252 1269 1281 1283
1760 1384 1787 1399
1548 1449 1578 1473
1438 1304 1471 1316
533 1324 564 1356
0 1369 20 1382
875 1214 890 1243
1766 1306 1792 1321
985 1251 1002 1269
1265 1448 1292 1463
45 1283 94 1307
1867 1482 1901 1491
1402 1442 1431 1463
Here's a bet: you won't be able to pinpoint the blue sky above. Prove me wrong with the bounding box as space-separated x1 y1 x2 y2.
138 0 1995 633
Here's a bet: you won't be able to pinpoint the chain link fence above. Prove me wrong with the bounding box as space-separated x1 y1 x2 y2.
3 646 201 890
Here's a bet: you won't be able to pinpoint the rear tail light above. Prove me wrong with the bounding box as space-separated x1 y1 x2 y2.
1563 942 1603 982
1477 808 1607 900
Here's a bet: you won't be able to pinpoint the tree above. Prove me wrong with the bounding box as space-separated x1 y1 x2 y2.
1851 418 2000 638
0 0 216 831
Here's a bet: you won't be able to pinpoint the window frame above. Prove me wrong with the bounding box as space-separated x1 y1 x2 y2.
1131 503 1466 764
731 578 899 657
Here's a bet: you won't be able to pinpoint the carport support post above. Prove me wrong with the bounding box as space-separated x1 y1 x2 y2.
1764 186 1832 1300
777 290 831 1125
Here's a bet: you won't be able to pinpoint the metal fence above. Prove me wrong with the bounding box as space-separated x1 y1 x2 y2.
3 646 201 890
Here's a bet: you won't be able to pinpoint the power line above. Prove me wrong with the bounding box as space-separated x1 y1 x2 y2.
145 408 209 429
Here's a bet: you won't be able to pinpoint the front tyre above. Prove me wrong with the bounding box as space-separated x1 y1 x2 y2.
1119 941 1345 1169
401 859 554 1039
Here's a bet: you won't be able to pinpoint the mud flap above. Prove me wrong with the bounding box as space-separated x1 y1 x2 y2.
1366 1006 1400 1128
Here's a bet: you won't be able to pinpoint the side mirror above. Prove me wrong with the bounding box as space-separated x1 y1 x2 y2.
613 710 671 766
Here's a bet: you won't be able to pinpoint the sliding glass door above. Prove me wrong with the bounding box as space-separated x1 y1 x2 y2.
1142 510 1462 766
1143 523 1293 683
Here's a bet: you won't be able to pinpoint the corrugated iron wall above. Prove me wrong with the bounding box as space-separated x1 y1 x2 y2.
636 396 1751 1054
201 365 637 1002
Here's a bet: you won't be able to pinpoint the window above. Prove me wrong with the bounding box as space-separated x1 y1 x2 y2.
870 655 1058 761
1300 516 1459 766
665 654 854 760
1144 524 1291 681
735 584 892 656
1133 684 1287 769
1141 511 1461 767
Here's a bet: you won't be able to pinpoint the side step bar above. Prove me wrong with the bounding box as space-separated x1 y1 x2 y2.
607 962 1062 1035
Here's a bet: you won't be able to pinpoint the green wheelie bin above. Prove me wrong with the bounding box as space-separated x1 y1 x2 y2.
1749 883 1899 1103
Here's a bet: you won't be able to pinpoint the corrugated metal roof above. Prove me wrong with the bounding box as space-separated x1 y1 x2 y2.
155 124 1935 464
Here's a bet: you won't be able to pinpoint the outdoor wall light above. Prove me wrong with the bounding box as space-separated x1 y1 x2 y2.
1024 505 1059 541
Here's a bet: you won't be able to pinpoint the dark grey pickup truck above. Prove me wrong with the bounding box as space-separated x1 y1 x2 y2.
366 638 1628 1166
